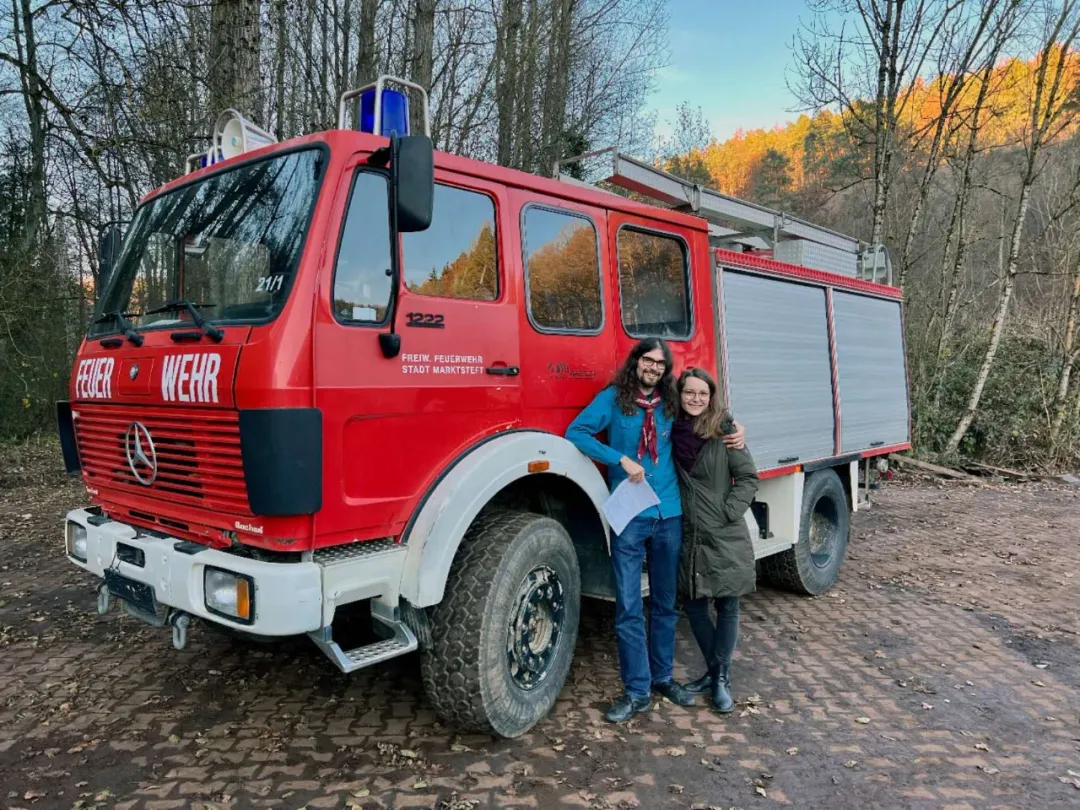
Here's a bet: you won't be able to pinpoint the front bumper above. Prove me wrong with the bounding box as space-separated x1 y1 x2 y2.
64 508 322 636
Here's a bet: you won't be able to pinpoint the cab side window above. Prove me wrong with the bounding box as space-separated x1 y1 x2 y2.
332 171 392 323
616 227 691 339
403 184 498 301
523 206 603 333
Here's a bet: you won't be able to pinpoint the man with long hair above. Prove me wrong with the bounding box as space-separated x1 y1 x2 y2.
566 338 745 722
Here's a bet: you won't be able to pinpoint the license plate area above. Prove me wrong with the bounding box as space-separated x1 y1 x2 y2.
104 568 158 617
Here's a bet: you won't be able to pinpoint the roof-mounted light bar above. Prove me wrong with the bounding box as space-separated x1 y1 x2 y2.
338 75 431 138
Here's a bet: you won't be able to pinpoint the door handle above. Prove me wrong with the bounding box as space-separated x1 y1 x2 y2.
485 365 520 377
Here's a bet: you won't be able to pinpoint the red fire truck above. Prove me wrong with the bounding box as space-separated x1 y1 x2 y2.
58 77 910 738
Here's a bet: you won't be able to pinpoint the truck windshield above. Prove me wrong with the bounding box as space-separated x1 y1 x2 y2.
89 147 326 336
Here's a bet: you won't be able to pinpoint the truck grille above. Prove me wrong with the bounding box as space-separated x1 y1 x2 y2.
74 404 251 515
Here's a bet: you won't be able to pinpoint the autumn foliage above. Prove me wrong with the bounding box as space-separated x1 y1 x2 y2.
675 49 1080 202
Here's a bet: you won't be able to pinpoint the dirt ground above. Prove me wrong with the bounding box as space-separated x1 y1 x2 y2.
1 441 1079 810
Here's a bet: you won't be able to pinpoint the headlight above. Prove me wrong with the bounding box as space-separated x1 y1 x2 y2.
66 522 88 561
203 567 253 623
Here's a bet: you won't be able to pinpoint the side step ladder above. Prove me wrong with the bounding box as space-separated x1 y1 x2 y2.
307 538 418 673
309 612 418 674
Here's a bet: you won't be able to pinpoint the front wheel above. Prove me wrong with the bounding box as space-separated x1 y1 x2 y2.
421 511 581 738
759 469 850 595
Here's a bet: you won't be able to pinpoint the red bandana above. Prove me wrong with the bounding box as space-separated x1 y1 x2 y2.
635 392 662 465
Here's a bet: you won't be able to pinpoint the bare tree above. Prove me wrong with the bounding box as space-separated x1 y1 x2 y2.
794 0 961 248
945 0 1080 454
896 0 1023 289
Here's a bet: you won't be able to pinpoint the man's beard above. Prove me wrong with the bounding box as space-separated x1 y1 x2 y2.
638 371 660 390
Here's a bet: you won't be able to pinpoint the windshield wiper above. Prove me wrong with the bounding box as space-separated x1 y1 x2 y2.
94 310 144 347
145 299 224 342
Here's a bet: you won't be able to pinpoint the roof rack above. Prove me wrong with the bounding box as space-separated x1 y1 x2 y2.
553 147 887 281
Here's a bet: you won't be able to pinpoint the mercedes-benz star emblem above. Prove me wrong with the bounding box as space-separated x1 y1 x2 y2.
129 364 139 380
124 421 158 486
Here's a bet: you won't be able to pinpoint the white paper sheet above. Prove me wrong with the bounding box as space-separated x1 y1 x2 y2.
602 478 661 537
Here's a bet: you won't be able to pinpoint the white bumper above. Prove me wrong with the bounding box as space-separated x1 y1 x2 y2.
65 508 322 636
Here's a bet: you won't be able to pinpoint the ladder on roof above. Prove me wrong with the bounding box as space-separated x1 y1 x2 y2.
554 147 892 284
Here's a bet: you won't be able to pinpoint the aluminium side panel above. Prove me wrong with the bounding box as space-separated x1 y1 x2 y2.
773 239 858 277
721 269 835 468
832 291 910 453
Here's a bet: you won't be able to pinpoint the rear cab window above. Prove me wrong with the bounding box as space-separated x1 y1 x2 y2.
616 226 692 339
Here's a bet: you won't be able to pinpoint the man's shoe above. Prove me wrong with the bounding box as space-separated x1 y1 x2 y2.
684 669 716 695
652 680 695 706
711 665 735 713
605 693 651 723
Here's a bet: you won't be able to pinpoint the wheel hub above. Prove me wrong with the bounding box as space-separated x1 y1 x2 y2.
506 565 564 690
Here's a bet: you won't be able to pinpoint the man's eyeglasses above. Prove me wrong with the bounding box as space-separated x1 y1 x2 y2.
640 357 666 369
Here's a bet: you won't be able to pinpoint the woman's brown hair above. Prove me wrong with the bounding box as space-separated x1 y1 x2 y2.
677 367 732 439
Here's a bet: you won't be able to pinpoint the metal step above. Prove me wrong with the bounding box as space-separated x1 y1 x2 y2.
309 612 418 674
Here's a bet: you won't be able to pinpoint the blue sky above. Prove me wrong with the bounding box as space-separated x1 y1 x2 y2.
647 0 823 143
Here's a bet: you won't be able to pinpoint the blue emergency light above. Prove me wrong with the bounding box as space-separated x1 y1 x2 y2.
359 88 410 137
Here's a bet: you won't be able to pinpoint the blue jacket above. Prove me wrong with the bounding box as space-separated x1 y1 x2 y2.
565 386 682 520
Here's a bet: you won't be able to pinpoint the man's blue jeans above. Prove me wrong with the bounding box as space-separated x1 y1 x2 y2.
610 514 683 699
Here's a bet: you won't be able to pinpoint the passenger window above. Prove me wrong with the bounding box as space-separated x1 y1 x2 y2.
523 206 602 333
403 184 497 300
333 171 392 323
617 228 691 339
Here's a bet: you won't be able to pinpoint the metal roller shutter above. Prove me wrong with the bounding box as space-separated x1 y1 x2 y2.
721 270 835 468
832 292 910 453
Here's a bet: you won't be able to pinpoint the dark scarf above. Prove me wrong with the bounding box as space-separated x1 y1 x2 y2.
635 391 662 464
672 415 707 472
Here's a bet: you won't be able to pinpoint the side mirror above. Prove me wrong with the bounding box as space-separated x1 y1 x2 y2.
97 226 123 299
394 135 433 233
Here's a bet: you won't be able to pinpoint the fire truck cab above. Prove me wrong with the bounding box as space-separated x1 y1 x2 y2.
59 78 910 738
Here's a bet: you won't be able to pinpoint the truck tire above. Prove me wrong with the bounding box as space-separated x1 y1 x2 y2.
759 469 849 595
421 510 581 738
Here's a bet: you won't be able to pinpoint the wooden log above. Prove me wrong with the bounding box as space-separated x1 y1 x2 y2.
963 461 1033 480
888 453 984 483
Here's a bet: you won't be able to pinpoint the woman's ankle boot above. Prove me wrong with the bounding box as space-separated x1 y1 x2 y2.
685 665 717 695
711 664 735 713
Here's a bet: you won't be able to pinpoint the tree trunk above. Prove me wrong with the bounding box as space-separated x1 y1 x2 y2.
943 185 1029 455
495 0 523 167
514 0 540 171
932 54 999 405
301 0 316 130
320 0 330 126
341 0 353 92
274 0 288 139
13 0 47 249
1052 256 1080 431
868 0 897 248
356 0 379 85
208 0 262 123
410 0 436 135
539 0 574 175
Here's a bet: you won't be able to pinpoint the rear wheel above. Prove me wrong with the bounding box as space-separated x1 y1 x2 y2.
760 469 850 595
421 511 581 737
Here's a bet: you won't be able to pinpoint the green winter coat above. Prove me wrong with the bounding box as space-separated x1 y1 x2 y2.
676 432 760 601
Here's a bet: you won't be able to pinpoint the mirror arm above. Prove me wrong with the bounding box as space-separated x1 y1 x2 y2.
379 134 403 359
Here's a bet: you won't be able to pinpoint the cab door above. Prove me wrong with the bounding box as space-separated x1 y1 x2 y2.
606 212 715 376
313 156 520 546
514 193 617 434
